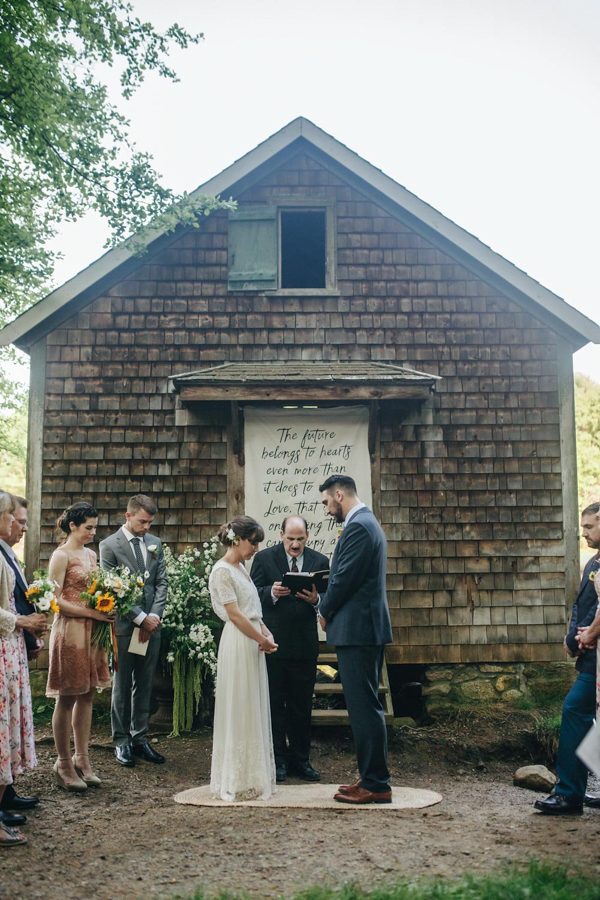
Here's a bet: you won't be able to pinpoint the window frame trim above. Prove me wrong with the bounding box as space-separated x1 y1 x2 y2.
272 197 337 294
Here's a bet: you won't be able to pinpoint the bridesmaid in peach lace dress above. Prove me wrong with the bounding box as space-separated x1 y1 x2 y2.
46 503 113 791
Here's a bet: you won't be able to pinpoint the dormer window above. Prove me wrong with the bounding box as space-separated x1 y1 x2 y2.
280 209 326 289
228 201 335 293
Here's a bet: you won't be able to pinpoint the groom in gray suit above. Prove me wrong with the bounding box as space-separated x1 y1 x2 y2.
99 494 168 767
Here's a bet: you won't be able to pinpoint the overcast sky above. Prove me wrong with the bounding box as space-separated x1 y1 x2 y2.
49 0 600 382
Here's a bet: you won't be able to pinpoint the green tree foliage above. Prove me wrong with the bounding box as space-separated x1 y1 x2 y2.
575 373 600 509
0 0 234 452
0 0 231 322
0 369 27 493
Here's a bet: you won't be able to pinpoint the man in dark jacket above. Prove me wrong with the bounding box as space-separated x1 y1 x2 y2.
251 516 328 783
318 475 393 805
535 501 600 815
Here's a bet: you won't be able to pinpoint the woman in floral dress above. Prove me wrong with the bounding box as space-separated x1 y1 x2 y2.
0 491 47 848
46 502 113 791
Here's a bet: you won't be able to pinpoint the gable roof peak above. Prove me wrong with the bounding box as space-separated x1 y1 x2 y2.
1 117 599 351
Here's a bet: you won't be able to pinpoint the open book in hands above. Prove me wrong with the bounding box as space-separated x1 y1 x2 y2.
281 570 330 593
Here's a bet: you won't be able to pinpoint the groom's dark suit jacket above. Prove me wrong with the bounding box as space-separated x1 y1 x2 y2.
319 506 392 647
251 543 329 660
0 543 37 656
565 554 599 675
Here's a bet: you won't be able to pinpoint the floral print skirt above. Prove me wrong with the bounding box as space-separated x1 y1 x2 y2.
0 610 37 785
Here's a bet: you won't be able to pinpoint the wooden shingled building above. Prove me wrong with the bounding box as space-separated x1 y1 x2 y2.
2 118 600 696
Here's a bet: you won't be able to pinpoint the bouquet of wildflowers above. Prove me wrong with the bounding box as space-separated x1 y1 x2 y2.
161 539 220 735
26 570 59 614
81 566 145 661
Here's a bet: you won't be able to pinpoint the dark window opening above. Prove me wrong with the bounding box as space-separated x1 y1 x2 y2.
280 210 326 288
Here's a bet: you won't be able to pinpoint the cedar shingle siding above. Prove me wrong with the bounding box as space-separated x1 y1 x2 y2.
41 150 569 664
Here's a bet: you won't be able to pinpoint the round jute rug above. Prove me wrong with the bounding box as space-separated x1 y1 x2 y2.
174 783 442 810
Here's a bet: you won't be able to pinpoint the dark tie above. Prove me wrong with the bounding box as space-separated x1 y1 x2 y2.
131 537 145 571
0 548 27 592
290 557 299 572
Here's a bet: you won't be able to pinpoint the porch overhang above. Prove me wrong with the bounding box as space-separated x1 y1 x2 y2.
169 362 440 403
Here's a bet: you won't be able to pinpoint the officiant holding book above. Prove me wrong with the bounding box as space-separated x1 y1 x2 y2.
250 516 329 783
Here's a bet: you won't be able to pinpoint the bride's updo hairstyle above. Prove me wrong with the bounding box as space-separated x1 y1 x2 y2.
217 515 264 547
56 501 98 542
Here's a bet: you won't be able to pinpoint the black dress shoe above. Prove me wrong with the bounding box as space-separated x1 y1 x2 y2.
132 741 165 764
276 764 287 783
534 793 583 815
0 809 27 826
584 794 600 808
288 761 321 782
0 784 39 810
114 744 135 767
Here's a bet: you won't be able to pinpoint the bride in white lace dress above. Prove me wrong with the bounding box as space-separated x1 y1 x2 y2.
208 516 278 801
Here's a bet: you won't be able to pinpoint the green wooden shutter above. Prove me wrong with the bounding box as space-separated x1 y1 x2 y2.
228 206 277 291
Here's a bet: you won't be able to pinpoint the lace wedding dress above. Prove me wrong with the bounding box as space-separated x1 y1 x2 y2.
208 559 275 801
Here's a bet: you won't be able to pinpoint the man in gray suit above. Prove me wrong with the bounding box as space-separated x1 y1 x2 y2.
317 475 392 804
99 494 168 767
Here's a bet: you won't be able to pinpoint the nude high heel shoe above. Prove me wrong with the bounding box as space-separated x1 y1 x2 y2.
52 759 87 792
72 754 102 787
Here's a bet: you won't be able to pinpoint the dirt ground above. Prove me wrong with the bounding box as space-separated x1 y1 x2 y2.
3 718 600 899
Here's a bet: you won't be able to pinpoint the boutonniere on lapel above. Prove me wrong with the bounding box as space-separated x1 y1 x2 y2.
336 527 344 542
147 544 158 555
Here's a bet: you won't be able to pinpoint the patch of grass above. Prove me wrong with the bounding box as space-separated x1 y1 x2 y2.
32 699 54 725
187 862 600 899
532 712 562 765
32 700 112 727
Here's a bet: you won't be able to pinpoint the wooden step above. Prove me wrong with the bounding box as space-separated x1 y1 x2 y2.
314 683 389 694
311 709 350 723
312 651 394 725
312 708 395 726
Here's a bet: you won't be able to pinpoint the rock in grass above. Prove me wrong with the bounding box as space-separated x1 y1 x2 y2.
513 765 557 792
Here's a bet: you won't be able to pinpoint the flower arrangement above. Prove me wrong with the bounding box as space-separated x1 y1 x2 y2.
26 570 59 614
80 566 144 659
161 539 220 735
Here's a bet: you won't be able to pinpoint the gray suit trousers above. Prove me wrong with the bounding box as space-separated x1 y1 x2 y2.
111 631 161 746
336 645 390 792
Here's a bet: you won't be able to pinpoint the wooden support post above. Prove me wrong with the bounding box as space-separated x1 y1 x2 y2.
25 337 46 577
227 403 245 519
557 338 580 610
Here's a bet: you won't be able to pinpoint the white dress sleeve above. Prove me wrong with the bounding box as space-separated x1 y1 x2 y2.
209 564 239 622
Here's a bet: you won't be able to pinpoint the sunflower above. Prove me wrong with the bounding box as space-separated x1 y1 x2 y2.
50 598 60 614
96 593 115 613
88 579 98 595
25 586 40 598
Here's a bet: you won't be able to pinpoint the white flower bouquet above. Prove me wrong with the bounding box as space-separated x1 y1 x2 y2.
161 539 220 735
26 571 59 614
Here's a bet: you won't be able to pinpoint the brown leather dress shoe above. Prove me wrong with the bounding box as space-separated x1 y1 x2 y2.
334 786 392 804
337 777 362 794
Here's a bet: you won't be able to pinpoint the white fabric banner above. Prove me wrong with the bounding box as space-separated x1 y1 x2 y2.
244 406 372 557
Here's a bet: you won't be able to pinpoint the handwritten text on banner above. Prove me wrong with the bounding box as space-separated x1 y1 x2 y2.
244 407 372 556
